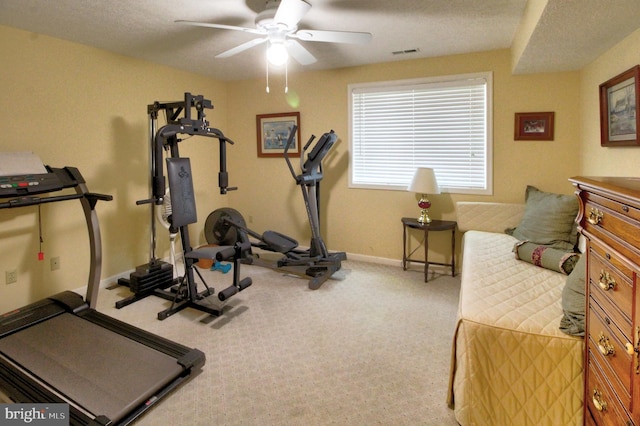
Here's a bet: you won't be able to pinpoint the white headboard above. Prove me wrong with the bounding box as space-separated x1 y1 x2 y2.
455 202 525 233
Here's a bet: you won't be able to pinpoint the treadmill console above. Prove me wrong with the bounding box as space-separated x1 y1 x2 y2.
0 152 81 199
0 170 64 198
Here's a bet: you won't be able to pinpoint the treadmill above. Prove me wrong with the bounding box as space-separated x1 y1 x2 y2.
0 161 205 425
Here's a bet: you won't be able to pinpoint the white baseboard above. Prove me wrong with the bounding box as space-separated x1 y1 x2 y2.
344 252 402 267
101 270 132 288
74 269 132 294
78 251 405 295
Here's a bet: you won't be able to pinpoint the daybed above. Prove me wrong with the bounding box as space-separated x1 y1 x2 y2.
447 196 585 426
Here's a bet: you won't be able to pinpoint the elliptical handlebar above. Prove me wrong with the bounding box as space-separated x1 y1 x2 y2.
284 127 338 186
300 135 316 173
283 124 300 182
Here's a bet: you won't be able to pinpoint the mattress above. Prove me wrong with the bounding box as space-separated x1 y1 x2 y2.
447 230 584 426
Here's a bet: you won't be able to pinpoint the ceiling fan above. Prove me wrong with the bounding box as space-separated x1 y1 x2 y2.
176 0 372 66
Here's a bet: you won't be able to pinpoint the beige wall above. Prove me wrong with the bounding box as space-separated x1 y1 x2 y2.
0 26 227 312
224 49 582 263
0 23 593 312
579 27 640 175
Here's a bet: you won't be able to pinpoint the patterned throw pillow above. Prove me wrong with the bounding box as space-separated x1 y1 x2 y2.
513 241 580 275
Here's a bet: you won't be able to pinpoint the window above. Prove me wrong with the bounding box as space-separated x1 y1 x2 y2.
348 72 492 194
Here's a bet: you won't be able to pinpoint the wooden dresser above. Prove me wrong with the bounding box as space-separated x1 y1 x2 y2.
570 177 640 425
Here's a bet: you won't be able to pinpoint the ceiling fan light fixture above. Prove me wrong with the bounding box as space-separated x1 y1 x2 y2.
178 0 370 68
267 41 289 66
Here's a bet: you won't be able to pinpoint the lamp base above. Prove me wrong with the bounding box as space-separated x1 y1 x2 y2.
418 209 432 224
417 195 432 224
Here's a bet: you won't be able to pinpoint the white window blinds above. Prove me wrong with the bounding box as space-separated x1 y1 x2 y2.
349 72 492 194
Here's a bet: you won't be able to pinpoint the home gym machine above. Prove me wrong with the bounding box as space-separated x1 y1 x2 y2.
205 126 346 290
0 157 205 425
115 92 252 319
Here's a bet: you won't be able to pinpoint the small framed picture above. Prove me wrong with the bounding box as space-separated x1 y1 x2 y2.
514 112 555 141
599 65 640 147
256 112 301 157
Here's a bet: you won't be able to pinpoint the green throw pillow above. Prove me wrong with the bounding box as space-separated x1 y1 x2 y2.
513 241 580 275
507 186 579 251
560 255 586 336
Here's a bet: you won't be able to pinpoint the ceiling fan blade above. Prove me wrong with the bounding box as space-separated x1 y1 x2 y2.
215 37 268 58
293 29 372 44
175 20 265 35
274 0 311 29
286 40 317 65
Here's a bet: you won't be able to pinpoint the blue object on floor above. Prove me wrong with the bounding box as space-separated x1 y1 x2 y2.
211 261 232 274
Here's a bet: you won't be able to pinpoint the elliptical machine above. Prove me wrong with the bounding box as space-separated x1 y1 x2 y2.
206 126 346 290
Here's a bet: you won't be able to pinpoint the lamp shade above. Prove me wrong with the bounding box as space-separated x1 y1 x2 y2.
407 167 440 194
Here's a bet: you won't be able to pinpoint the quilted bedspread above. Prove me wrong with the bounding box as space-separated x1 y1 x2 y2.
447 230 584 426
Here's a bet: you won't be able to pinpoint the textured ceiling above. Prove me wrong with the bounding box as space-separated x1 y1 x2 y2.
0 0 639 81
513 0 640 74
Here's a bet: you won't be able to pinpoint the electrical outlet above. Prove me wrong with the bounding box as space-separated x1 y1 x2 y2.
5 269 17 285
51 257 60 271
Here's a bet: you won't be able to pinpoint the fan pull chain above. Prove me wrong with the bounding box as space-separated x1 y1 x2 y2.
266 55 270 93
285 61 288 94
265 54 289 94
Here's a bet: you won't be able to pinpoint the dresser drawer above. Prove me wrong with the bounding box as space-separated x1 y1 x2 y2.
585 191 640 224
584 199 640 253
589 299 632 403
590 279 632 342
590 240 636 281
589 244 634 325
587 355 633 426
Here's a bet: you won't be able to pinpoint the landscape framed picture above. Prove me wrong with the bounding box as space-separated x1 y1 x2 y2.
599 65 640 147
256 112 301 157
514 111 555 141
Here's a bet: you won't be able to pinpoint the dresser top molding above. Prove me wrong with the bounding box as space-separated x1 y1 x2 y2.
570 176 640 209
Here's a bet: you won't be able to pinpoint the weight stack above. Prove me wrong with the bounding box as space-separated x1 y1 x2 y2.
128 260 174 295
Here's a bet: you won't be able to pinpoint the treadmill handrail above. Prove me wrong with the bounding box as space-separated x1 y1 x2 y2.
70 169 111 309
0 166 111 309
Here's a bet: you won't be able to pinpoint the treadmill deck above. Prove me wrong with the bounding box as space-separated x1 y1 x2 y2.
0 313 183 423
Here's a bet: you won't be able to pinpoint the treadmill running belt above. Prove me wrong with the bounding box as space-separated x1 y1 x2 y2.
0 313 183 423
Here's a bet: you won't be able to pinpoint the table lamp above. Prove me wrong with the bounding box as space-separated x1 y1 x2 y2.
407 167 440 224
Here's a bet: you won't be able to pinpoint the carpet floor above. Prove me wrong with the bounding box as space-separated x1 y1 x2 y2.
97 260 461 425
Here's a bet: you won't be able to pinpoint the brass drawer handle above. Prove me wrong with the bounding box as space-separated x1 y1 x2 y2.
593 388 608 412
598 270 616 291
598 332 615 357
588 207 604 225
635 327 640 375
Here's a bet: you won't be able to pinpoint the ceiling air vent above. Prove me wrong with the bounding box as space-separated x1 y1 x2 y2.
392 48 421 55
